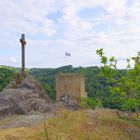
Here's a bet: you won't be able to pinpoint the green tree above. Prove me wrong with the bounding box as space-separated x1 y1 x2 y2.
96 49 140 111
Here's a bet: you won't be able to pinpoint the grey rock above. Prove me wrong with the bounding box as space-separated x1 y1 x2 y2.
60 95 82 110
0 75 51 119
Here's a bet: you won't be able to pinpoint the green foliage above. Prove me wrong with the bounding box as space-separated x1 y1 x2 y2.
81 98 97 109
101 56 107 64
96 48 104 57
121 98 139 111
2 61 139 111
96 49 140 111
0 67 17 91
0 65 118 109
29 65 105 101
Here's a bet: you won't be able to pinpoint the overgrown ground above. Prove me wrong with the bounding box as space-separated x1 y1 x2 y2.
0 109 140 140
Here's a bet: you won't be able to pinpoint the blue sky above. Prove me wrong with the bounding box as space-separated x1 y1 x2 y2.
0 0 140 68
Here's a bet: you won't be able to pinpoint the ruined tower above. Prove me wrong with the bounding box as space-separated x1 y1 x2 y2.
56 73 86 102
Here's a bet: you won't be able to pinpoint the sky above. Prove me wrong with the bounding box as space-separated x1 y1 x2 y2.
0 0 140 68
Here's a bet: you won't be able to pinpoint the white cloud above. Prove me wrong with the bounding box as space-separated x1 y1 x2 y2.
9 57 17 63
0 57 18 66
0 0 140 68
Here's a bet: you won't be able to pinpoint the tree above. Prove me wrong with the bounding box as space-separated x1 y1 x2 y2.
96 49 140 111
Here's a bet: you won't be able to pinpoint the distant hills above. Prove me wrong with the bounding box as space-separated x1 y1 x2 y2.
0 65 20 72
0 65 121 109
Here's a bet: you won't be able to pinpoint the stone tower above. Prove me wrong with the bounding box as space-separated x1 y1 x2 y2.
56 73 86 102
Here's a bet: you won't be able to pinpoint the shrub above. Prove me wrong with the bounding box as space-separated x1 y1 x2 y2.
81 97 97 109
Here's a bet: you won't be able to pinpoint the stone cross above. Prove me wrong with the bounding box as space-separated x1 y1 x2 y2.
20 34 26 74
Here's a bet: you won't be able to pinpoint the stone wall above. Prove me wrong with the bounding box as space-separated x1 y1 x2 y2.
56 74 86 102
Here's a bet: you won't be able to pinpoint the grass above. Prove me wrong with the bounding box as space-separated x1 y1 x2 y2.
0 108 140 140
0 115 19 127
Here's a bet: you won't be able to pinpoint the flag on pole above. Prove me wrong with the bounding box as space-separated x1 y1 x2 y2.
65 52 71 56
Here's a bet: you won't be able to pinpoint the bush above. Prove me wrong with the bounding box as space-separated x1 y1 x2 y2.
81 97 97 109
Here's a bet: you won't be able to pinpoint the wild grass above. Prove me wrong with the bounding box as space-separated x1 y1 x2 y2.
0 108 139 140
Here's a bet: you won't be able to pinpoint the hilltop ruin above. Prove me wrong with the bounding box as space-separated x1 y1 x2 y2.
56 73 86 103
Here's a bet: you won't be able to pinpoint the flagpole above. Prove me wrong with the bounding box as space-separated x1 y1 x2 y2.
65 53 66 73
64 52 67 101
64 52 71 104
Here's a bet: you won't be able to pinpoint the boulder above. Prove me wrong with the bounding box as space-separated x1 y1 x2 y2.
0 75 51 119
60 95 82 110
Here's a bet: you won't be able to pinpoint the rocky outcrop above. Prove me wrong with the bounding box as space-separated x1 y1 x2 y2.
0 75 51 119
59 95 82 110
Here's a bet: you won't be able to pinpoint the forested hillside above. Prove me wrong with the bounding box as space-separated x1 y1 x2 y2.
0 65 118 108
29 65 112 105
0 64 139 111
0 66 17 91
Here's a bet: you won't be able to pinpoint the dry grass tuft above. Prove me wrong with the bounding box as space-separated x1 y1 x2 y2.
0 108 140 140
